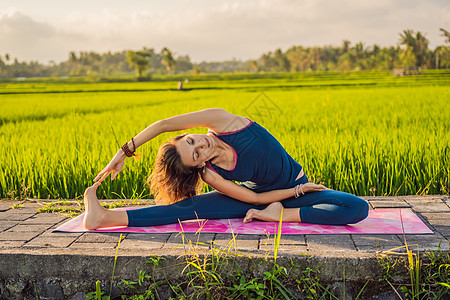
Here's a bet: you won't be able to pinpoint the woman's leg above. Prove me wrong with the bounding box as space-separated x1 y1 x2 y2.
84 184 255 229
282 190 369 225
127 190 256 227
85 183 368 228
244 190 369 225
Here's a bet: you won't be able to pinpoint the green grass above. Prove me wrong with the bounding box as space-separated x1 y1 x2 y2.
0 71 449 200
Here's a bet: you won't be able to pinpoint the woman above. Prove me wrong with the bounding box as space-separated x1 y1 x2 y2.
84 108 368 230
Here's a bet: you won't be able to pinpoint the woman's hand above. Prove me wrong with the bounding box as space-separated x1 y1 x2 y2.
300 183 330 194
94 150 126 183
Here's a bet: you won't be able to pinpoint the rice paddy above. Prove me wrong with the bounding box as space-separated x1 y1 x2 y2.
0 71 449 200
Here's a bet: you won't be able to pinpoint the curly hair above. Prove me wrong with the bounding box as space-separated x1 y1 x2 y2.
147 134 204 205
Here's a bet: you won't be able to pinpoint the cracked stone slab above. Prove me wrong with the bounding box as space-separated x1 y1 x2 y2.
405 198 449 213
41 230 82 238
306 235 356 252
352 234 403 248
0 240 26 248
432 225 450 238
19 213 67 225
397 233 450 252
441 196 450 207
0 231 41 241
5 207 39 214
76 232 125 243
420 212 450 227
0 221 18 232
166 233 215 247
369 199 411 209
262 234 307 246
0 211 36 221
7 224 53 233
119 233 169 250
259 242 308 254
213 233 260 252
0 203 15 211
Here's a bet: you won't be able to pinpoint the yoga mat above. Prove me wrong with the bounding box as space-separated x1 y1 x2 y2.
54 208 433 235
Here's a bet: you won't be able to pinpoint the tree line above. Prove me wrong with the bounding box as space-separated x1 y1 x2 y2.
1 29 449 79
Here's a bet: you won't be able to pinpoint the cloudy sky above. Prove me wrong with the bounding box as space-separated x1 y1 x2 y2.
1 0 449 64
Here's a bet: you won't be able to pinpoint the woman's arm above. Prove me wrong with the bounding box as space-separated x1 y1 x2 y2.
158 108 247 135
95 108 244 182
118 108 243 151
202 169 327 205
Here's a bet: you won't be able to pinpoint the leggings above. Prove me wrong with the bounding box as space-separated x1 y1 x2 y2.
127 189 369 227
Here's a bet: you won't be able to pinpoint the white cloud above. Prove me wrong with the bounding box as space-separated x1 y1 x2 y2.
1 0 449 63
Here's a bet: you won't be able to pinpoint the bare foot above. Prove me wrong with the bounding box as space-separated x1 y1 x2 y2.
83 182 107 230
243 202 284 223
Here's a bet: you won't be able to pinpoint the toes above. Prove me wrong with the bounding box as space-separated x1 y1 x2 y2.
243 216 253 223
243 210 256 223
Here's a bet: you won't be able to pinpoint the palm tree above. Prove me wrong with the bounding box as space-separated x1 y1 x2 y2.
399 29 429 67
440 28 450 44
399 30 415 49
414 31 429 66
161 47 175 73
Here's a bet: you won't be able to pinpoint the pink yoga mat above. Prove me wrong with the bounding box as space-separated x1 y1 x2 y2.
54 208 432 235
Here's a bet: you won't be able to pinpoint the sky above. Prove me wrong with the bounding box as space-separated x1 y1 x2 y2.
1 0 449 64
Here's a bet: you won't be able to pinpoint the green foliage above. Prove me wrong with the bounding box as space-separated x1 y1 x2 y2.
2 28 450 79
126 49 152 79
1 72 449 200
378 242 450 299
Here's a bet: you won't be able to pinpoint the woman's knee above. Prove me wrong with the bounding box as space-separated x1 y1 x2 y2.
347 197 369 224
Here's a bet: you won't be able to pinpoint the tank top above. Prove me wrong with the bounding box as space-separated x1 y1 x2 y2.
206 121 304 192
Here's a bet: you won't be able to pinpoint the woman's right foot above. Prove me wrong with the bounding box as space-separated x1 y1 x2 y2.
83 182 107 230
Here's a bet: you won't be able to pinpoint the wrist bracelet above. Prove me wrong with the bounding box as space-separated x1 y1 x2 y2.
294 185 300 198
299 184 305 195
121 137 137 157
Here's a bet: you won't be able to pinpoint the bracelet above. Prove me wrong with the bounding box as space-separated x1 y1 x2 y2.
294 185 300 198
294 184 305 198
121 137 137 157
299 184 305 195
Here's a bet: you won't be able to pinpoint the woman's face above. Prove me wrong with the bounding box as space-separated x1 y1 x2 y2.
176 134 215 168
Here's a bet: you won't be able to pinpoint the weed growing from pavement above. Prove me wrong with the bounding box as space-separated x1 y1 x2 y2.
378 230 450 299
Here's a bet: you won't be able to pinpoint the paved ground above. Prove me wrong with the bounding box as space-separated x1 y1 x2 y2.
0 195 449 257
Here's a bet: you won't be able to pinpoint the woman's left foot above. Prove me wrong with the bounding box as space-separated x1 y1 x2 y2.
243 202 284 223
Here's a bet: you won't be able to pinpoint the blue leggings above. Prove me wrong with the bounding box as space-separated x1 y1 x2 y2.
127 190 369 226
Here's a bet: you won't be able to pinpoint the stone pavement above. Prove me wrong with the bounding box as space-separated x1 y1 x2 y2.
0 195 450 256
0 195 449 299
1 195 449 257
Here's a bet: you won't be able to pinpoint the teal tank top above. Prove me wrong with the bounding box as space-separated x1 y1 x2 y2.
206 121 305 192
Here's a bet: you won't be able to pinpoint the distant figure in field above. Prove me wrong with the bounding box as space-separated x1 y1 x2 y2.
84 109 369 230
177 80 183 91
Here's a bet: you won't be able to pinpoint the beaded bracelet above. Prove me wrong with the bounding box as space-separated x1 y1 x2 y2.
121 137 137 157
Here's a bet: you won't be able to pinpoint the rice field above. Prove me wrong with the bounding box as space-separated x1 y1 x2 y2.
0 71 449 200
